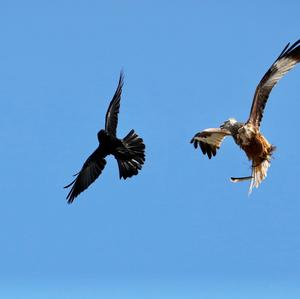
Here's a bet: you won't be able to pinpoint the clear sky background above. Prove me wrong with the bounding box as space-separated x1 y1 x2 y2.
1 1 300 298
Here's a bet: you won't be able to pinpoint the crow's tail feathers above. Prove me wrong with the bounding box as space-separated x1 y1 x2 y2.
117 130 145 179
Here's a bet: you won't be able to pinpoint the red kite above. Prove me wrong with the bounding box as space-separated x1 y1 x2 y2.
191 40 300 193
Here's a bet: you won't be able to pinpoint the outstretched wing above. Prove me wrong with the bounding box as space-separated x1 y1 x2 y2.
64 149 107 204
190 128 231 159
105 71 124 136
247 39 300 128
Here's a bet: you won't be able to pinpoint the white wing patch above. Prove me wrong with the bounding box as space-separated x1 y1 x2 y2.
193 128 231 148
191 128 231 159
265 57 298 89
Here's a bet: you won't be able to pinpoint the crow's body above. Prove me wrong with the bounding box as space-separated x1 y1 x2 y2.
65 72 145 203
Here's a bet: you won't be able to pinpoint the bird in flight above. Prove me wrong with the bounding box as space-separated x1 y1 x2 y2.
65 71 145 203
191 39 300 194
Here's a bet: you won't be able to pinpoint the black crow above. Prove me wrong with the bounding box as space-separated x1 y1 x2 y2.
64 71 145 203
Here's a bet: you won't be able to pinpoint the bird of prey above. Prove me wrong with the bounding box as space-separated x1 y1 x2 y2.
191 40 300 194
65 72 145 203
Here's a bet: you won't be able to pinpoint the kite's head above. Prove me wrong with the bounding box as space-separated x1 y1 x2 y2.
220 118 237 130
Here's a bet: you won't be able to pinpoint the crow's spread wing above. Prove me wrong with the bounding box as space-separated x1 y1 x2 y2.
64 149 106 203
105 71 124 136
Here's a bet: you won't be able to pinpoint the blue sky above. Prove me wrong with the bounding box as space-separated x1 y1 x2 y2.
1 0 300 298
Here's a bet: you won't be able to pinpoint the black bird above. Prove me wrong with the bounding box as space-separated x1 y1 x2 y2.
64 72 145 203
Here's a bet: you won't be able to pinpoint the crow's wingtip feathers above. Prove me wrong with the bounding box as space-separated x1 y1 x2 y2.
66 192 76 204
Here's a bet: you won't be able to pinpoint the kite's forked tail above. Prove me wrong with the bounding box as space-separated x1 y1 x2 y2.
248 159 271 195
230 159 271 195
248 144 275 194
